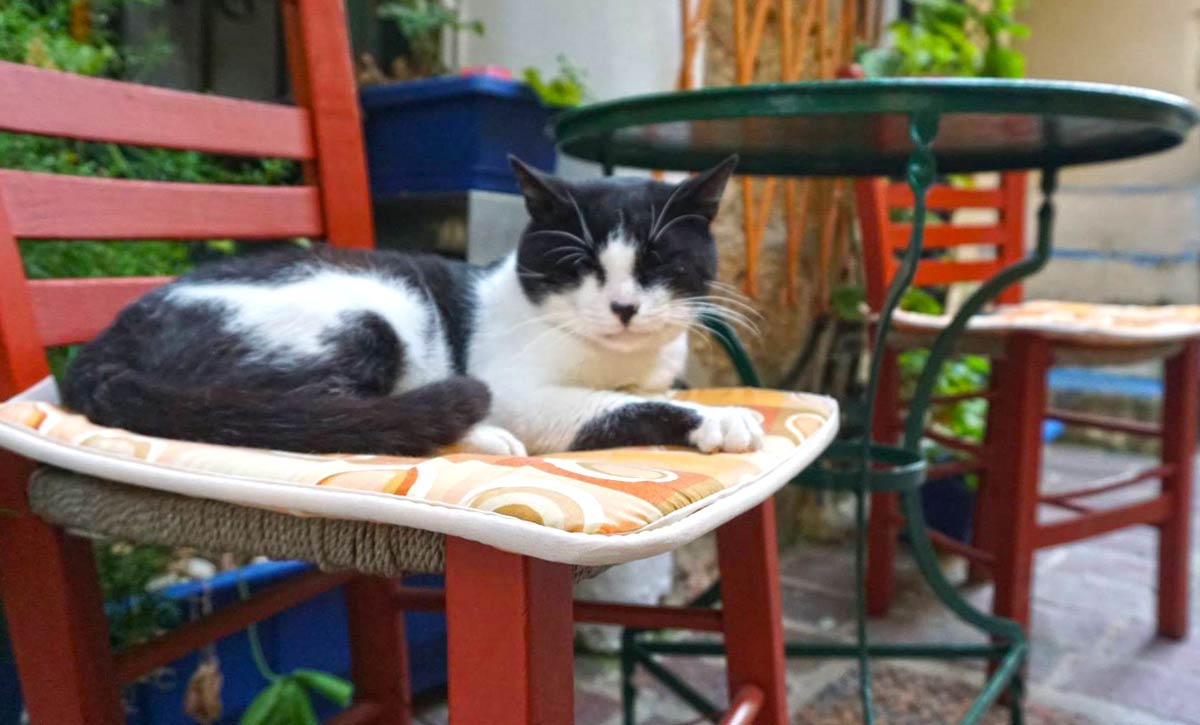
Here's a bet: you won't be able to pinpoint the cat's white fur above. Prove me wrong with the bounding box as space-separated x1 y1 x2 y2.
168 233 763 456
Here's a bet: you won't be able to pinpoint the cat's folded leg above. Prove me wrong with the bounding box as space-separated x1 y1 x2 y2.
489 385 764 454
457 424 528 456
674 403 764 453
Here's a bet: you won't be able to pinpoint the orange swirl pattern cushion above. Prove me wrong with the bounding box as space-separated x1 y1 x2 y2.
0 388 835 536
894 299 1200 344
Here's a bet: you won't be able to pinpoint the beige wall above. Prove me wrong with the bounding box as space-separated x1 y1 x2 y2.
1023 0 1200 186
1020 0 1200 304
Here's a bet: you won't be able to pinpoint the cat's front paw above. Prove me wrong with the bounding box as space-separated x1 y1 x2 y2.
459 424 528 456
688 406 764 453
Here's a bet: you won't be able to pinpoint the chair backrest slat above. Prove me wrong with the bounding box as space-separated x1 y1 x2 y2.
856 172 1027 311
0 61 314 160
30 277 170 347
2 171 323 240
885 185 1005 210
912 260 1000 288
885 224 1006 250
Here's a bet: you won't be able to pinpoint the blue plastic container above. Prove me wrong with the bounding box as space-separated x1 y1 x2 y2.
361 75 558 196
0 562 446 725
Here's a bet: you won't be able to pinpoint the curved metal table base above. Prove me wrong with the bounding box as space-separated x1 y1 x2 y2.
620 114 1061 725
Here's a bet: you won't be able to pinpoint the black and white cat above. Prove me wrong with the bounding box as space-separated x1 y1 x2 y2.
63 156 764 457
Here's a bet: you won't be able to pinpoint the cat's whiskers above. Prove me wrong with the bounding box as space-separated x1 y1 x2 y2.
658 299 762 338
686 294 763 319
511 316 581 359
650 213 710 244
566 192 597 249
517 264 546 280
491 309 578 338
526 230 594 256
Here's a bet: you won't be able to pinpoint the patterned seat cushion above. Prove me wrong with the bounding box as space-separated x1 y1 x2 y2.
0 379 837 566
894 300 1200 346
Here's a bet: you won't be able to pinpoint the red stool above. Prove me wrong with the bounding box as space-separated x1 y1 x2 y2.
857 173 1198 638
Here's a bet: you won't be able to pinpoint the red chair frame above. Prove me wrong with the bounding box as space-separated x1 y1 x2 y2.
0 3 792 722
856 173 1197 638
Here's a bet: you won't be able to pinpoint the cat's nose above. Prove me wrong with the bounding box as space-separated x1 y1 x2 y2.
610 303 639 325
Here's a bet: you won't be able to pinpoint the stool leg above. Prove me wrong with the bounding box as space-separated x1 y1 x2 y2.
1158 339 1198 639
345 576 411 722
0 460 123 725
970 362 1007 585
987 334 1050 631
867 352 903 616
717 500 788 725
866 493 900 615
445 537 574 724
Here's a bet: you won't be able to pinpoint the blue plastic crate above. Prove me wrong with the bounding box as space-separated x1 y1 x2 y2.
0 562 446 725
361 75 558 196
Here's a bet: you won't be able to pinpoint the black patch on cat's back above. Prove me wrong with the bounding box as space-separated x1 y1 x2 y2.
367 250 478 374
183 246 479 375
322 312 406 396
570 402 701 451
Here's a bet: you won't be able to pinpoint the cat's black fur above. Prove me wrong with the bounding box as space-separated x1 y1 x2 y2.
570 403 702 450
63 247 489 455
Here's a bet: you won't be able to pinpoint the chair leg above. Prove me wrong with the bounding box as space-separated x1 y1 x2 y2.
1158 339 1198 639
866 493 900 615
0 473 124 725
344 576 411 722
969 364 1007 586
716 500 788 725
866 352 903 615
444 537 574 724
986 334 1050 630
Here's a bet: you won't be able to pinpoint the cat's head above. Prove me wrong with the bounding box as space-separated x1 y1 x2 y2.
510 155 737 352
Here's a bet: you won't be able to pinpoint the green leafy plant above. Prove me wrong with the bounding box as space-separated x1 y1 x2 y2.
522 54 590 108
3 1 300 287
237 573 354 725
377 0 484 78
894 291 990 484
95 542 182 651
859 0 1029 79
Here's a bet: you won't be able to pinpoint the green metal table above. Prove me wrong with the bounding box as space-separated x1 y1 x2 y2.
553 78 1199 724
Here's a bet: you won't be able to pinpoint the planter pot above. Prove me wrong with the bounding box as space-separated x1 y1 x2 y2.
0 562 447 725
917 420 1063 546
919 474 975 544
0 611 16 725
361 76 558 196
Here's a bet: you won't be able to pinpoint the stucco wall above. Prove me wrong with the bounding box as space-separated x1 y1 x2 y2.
455 1 682 179
1020 0 1200 304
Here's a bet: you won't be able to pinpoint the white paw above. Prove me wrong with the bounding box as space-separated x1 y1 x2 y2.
459 424 528 456
688 406 764 453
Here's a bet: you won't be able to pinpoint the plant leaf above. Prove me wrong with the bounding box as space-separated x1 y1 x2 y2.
275 680 319 725
293 669 354 707
240 679 286 725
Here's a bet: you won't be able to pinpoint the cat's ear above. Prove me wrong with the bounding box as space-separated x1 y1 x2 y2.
510 155 569 221
673 155 739 220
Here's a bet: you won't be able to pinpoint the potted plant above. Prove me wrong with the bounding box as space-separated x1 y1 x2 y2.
357 1 587 196
857 0 1030 80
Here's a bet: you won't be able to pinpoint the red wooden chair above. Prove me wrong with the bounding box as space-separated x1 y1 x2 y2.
857 173 1198 637
0 3 815 723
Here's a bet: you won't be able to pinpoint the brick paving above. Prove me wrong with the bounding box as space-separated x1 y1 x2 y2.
417 444 1199 723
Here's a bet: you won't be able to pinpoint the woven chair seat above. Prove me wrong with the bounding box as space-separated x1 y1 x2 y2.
28 469 607 580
